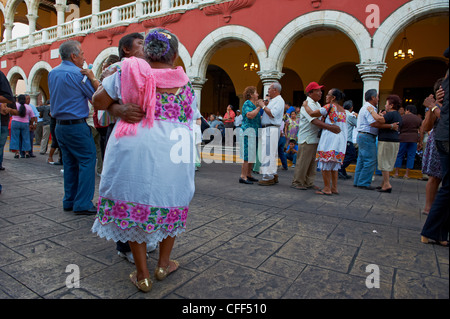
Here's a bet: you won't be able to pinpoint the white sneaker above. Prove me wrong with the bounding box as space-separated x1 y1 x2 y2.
118 251 135 264
291 164 295 168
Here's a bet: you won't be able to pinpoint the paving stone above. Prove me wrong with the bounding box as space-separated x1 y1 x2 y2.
174 260 291 299
0 149 447 299
276 235 358 273
282 266 392 299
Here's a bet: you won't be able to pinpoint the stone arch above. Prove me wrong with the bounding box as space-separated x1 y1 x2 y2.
28 60 52 93
6 65 27 94
177 42 191 71
0 2 6 17
373 0 449 62
190 25 267 79
268 10 372 72
92 46 119 78
4 0 32 24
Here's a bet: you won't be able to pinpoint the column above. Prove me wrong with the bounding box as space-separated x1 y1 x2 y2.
136 0 144 17
3 22 14 50
27 92 40 108
257 70 284 97
91 0 100 28
191 76 208 114
54 3 66 37
357 62 387 103
161 0 172 11
26 14 38 45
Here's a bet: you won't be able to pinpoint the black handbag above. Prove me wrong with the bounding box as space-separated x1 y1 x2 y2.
317 104 333 138
200 116 210 133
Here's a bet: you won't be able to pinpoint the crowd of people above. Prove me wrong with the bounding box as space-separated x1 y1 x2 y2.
233 49 448 247
0 29 448 295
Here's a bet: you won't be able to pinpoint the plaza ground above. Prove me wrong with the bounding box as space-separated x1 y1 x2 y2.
0 143 448 300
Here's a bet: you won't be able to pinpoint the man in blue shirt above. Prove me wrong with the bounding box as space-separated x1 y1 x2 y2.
48 40 100 214
353 89 379 190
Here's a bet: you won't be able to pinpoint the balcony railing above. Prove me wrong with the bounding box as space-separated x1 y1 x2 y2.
0 0 225 57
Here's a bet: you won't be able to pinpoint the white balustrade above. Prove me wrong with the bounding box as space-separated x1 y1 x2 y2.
171 0 194 8
0 0 228 57
143 0 162 15
79 16 93 32
119 3 137 20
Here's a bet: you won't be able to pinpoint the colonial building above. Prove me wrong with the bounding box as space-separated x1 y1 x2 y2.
0 0 448 116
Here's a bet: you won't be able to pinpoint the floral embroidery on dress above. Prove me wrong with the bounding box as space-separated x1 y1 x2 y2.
316 150 346 164
323 104 346 124
155 82 195 127
97 196 188 234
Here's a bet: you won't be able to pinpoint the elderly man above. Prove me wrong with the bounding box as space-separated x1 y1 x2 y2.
258 82 285 186
353 89 380 190
48 40 100 214
291 82 341 190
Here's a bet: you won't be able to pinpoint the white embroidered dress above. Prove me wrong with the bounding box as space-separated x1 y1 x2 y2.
92 67 200 246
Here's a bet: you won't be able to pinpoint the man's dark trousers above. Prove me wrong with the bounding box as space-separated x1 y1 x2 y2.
56 120 96 211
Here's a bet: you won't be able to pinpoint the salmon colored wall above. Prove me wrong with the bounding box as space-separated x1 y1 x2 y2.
2 0 411 74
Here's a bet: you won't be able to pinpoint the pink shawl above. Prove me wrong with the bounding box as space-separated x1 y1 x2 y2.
114 56 190 138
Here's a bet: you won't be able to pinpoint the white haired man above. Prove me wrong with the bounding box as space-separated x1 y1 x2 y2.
258 82 285 186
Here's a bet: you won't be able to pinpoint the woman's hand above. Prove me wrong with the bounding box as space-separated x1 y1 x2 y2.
436 87 445 105
109 103 145 124
423 94 436 109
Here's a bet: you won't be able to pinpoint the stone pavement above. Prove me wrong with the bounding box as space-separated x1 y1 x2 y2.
0 144 448 300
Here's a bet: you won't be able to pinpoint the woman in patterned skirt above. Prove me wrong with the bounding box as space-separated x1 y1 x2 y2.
421 78 445 215
91 29 200 292
239 86 262 184
303 88 347 195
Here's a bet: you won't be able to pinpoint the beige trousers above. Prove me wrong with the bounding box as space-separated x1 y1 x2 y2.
291 142 318 188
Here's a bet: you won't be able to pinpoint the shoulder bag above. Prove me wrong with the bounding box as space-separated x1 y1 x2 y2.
317 104 333 138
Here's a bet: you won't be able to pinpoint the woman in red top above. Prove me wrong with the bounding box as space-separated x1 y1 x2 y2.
223 105 235 126
223 105 236 146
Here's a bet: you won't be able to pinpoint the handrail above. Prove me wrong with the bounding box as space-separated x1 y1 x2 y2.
0 0 222 57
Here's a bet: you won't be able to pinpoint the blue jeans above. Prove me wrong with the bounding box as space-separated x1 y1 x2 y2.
0 126 9 166
285 152 297 164
421 140 449 242
55 121 97 211
20 130 35 157
395 142 417 169
278 136 287 169
9 121 31 152
353 133 377 187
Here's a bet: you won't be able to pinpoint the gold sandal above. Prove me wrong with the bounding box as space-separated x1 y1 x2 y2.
421 236 449 247
129 271 152 292
154 260 179 281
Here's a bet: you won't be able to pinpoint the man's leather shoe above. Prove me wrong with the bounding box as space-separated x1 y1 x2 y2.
258 178 276 186
63 207 73 212
74 206 97 215
358 186 376 190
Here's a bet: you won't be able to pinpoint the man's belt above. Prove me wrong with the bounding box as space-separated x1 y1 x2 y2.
359 131 377 137
56 119 86 125
261 124 280 128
